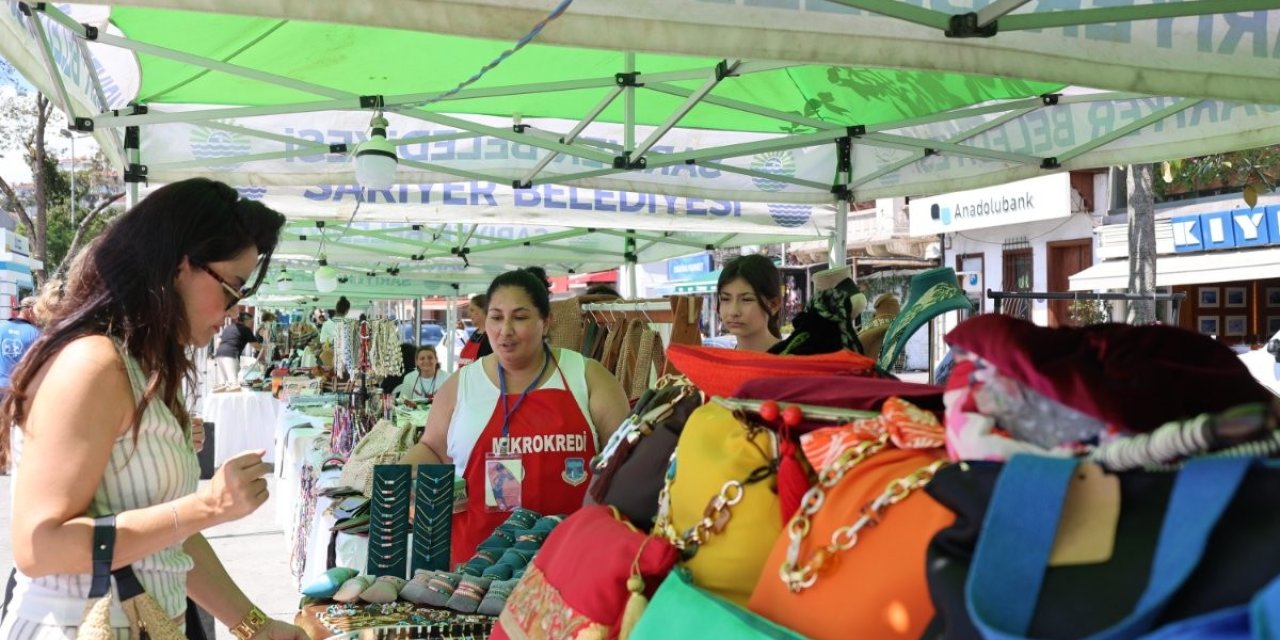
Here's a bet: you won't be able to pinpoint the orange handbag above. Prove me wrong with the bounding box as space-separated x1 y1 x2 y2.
747 446 953 640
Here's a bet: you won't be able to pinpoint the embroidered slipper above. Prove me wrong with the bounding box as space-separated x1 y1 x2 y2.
445 575 492 614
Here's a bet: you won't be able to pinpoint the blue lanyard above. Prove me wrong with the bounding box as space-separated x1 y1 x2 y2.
497 344 553 439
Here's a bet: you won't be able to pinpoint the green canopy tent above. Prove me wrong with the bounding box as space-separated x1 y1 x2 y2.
4 1 1280 283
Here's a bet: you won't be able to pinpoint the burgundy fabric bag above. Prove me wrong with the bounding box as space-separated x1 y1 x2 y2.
945 315 1273 434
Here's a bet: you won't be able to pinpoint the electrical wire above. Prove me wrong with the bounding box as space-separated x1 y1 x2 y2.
405 0 575 109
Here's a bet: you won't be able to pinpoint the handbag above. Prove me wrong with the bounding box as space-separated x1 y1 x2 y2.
924 455 1280 640
493 505 679 640
81 515 186 640
338 419 416 497
653 401 780 606
587 377 703 530
629 569 804 640
747 447 951 640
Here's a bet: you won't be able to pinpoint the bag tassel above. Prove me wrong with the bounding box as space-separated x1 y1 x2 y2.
619 534 656 640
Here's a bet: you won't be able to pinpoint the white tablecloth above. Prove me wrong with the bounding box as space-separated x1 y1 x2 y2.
201 390 283 467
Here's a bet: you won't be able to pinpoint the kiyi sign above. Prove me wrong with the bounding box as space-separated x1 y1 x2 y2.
1170 205 1280 253
908 173 1071 236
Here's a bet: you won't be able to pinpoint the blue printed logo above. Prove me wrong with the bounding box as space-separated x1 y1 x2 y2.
189 127 251 169
235 186 268 201
751 151 812 228
930 203 953 225
562 457 587 487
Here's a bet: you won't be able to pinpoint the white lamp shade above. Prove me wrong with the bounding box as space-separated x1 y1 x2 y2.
355 135 399 190
275 272 293 291
314 266 340 293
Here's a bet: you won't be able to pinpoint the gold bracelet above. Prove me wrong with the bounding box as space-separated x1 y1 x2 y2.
230 606 269 640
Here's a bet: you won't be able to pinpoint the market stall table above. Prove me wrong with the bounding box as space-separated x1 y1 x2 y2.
201 389 283 467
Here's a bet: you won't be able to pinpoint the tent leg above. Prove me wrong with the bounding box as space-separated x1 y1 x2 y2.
445 288 459 372
829 199 848 268
624 52 636 154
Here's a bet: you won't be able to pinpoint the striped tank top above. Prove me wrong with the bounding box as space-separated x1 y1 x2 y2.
6 341 199 629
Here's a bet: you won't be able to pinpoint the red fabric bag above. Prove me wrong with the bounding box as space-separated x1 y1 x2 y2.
493 505 679 640
666 344 878 399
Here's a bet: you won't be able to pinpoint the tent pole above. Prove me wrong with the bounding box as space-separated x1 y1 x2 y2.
124 126 141 207
830 200 848 269
414 297 423 349
624 52 636 155
624 231 638 298
446 288 459 372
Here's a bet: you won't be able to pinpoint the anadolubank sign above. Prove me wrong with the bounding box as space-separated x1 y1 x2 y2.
908 173 1071 236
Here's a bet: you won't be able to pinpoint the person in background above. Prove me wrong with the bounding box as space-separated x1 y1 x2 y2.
0 297 41 396
524 266 552 292
0 177 304 639
584 284 621 298
452 319 470 362
214 312 262 391
457 293 491 367
395 346 447 408
716 254 784 352
319 296 351 346
400 269 629 566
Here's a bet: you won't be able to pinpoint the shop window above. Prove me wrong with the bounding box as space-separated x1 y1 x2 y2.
1002 247 1033 321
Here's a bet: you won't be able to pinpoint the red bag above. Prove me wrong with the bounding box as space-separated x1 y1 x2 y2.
666 345 878 398
493 505 679 640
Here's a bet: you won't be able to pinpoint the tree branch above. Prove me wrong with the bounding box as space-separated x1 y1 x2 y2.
0 175 33 234
55 192 123 277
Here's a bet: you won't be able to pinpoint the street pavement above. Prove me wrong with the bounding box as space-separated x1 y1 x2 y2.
0 474 299 639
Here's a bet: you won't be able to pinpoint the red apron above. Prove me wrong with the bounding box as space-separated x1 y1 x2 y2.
458 338 482 367
451 364 597 567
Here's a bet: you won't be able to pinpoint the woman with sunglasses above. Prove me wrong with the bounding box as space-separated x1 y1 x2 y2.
0 178 305 640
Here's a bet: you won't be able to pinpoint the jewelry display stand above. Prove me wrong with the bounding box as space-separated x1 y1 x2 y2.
367 464 412 577
413 464 454 574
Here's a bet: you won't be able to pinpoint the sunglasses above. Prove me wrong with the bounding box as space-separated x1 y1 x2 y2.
195 262 257 310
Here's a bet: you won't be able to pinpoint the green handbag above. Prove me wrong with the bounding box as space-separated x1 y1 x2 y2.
629 568 808 639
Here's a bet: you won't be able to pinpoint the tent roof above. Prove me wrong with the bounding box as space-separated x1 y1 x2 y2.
6 1 1280 289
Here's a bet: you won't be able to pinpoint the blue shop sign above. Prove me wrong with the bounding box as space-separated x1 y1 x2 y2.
667 253 713 280
1171 205 1280 253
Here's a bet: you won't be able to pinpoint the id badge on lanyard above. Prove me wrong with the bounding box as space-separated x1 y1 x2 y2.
485 347 550 514
484 438 524 513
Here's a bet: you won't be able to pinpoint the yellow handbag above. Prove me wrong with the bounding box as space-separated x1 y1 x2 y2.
653 401 781 606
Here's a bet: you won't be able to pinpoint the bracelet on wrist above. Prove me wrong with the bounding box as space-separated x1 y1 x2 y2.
230 605 269 640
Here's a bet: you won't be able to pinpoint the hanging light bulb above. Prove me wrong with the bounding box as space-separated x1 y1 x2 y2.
314 256 339 293
354 111 398 190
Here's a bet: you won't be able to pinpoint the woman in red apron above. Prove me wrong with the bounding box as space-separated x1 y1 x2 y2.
402 269 630 566
457 294 490 367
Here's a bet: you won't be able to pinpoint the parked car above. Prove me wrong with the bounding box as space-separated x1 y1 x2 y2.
400 322 446 347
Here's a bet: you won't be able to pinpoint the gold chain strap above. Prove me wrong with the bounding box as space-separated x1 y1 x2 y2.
653 416 774 553
778 437 947 593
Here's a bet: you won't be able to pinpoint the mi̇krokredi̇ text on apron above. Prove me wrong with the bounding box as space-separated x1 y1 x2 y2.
452 346 597 567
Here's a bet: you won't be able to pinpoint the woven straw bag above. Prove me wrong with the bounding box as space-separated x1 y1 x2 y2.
81 516 186 640
548 298 583 353
339 419 416 496
615 319 645 394
628 328 657 401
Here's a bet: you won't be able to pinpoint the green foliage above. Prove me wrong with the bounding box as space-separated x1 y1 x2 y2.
1155 145 1280 201
1068 299 1111 325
